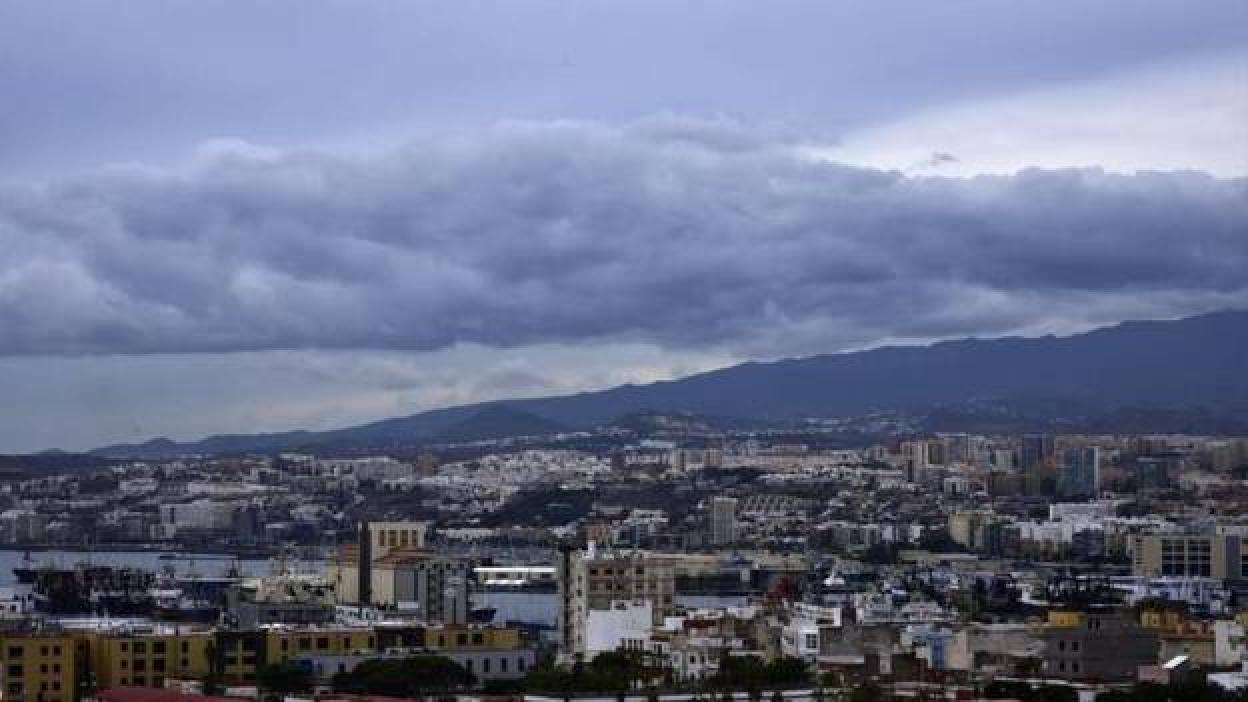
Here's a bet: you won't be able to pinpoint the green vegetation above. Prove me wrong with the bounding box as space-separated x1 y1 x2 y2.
524 652 811 696
256 661 315 701
525 651 666 694
711 655 810 690
984 680 1076 702
332 656 475 697
1096 680 1248 702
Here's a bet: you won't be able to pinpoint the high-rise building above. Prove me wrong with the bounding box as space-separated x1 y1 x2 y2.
709 496 739 546
1021 434 1055 471
1059 447 1100 498
556 548 723 656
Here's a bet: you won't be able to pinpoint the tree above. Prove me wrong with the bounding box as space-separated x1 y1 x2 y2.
713 655 809 691
257 662 315 701
848 681 882 702
333 656 475 697
201 641 223 696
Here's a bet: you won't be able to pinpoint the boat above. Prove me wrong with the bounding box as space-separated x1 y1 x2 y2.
31 564 157 616
13 551 38 584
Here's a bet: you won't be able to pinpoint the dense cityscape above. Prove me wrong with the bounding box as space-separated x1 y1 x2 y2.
1 418 1247 701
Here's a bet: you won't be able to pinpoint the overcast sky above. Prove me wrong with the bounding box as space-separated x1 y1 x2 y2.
1 1 1246 452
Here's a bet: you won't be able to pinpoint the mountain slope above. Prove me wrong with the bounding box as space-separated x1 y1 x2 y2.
429 405 570 444
93 309 1248 457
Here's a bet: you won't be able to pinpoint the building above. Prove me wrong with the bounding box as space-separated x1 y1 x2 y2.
264 627 376 667
329 547 470 624
584 600 653 657
89 629 215 691
1132 533 1245 580
335 521 430 607
557 547 722 656
1059 447 1100 499
1021 434 1055 471
947 510 995 550
709 497 739 546
292 625 531 683
1042 608 1158 681
0 633 78 702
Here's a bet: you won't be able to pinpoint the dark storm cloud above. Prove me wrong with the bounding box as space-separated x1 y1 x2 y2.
0 119 1245 356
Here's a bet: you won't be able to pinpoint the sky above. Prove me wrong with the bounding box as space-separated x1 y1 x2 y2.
1 1 1246 452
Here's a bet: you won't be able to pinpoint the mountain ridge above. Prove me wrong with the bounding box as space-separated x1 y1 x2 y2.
92 309 1248 457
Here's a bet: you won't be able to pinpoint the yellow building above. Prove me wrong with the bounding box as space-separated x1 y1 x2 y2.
89 629 214 690
0 633 79 702
1047 610 1084 628
0 622 525 697
264 628 376 666
1139 606 1215 665
425 625 522 651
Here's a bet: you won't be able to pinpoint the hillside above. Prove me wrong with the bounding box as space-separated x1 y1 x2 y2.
93 309 1248 457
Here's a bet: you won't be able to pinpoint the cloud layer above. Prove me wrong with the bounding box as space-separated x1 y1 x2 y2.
2 118 1245 358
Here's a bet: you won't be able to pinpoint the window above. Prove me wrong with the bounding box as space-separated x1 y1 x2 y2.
133 642 147 654
6 647 21 658
1072 662 1080 673
518 657 527 672
457 634 468 646
8 663 24 677
500 658 508 673
153 659 166 672
134 676 146 687
472 633 484 645
120 643 129 652
52 646 61 656
181 642 189 654
483 658 491 673
316 637 329 650
40 646 48 656
153 642 166 654
134 660 147 672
